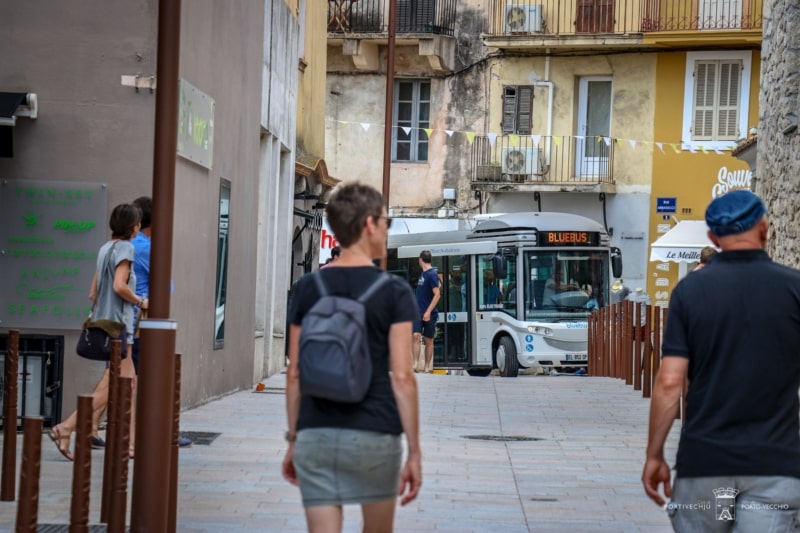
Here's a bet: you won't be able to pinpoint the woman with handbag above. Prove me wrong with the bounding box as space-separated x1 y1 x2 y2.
49 203 146 460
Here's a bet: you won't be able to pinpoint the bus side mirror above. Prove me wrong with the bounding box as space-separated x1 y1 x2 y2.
611 247 623 278
492 253 507 279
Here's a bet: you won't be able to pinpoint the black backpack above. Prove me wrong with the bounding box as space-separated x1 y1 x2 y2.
298 271 390 402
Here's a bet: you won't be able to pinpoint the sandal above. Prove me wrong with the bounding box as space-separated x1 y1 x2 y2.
48 426 74 461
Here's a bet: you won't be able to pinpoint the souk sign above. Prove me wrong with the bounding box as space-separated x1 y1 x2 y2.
711 166 752 199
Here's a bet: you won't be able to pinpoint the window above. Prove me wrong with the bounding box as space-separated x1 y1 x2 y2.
682 51 751 150
393 80 430 162
214 178 230 349
502 86 534 135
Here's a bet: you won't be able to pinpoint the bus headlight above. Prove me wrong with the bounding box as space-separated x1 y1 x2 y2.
528 326 552 336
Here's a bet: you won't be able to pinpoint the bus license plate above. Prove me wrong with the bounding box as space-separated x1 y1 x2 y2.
566 354 587 362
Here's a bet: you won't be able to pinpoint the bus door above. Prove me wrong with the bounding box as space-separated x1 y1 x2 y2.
438 255 469 367
473 250 518 366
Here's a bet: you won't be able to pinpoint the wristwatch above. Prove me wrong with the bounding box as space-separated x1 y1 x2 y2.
284 431 297 443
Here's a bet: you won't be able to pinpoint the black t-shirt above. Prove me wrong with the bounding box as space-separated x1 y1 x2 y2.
662 250 800 478
288 266 418 435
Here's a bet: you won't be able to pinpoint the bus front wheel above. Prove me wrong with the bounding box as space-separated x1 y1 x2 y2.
496 337 519 378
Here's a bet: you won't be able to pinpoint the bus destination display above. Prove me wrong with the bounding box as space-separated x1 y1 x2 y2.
538 231 600 246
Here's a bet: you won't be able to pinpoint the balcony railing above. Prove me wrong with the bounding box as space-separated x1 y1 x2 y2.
486 0 762 37
328 0 457 36
471 135 615 186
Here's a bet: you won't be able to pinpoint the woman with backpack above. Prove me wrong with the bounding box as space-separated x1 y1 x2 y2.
282 182 422 532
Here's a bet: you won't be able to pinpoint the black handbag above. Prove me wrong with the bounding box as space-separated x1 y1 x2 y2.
76 242 127 361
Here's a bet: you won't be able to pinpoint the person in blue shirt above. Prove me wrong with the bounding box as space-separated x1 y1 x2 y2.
412 250 441 373
131 196 192 448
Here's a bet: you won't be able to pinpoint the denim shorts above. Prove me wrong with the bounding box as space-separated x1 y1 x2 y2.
293 427 402 507
667 475 800 532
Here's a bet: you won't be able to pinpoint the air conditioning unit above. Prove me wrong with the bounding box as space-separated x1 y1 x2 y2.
505 4 543 33
502 147 540 175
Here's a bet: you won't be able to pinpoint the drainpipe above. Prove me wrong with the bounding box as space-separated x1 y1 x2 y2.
532 51 554 166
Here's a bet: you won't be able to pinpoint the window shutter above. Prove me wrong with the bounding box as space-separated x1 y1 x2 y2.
716 61 741 139
503 87 517 134
396 0 411 31
692 62 716 140
516 86 534 135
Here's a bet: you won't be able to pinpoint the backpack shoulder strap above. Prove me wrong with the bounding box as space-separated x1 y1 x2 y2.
358 272 391 303
311 270 329 298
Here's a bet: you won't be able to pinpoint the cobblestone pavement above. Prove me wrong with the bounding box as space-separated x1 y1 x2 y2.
0 372 679 532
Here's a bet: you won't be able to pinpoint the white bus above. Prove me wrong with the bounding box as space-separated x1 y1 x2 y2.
387 212 622 377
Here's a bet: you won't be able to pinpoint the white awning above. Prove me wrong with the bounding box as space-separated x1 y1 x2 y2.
650 220 716 263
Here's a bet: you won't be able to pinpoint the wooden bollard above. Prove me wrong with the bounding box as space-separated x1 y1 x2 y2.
101 339 123 523
168 353 182 533
1 329 20 501
69 395 94 533
108 376 132 533
15 416 43 532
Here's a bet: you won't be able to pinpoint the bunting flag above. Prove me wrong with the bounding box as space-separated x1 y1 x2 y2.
323 117 744 157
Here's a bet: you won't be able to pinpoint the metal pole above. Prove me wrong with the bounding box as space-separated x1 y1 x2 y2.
130 0 181 529
167 353 182 533
382 0 397 208
100 340 122 523
1 329 19 502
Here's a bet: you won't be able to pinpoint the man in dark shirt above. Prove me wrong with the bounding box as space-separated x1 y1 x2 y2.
643 190 800 531
412 250 441 373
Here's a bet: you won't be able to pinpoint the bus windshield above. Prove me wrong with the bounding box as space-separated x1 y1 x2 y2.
523 250 609 321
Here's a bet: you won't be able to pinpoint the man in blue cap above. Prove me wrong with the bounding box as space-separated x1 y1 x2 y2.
643 190 800 530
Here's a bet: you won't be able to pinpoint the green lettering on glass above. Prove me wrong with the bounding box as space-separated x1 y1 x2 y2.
15 186 94 201
8 302 91 317
9 249 96 259
53 220 97 233
8 236 55 244
17 283 76 300
20 267 79 280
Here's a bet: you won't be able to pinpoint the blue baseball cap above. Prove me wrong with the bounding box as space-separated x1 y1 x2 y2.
705 190 766 237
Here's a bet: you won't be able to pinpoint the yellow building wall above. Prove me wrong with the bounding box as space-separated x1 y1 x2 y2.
646 51 760 307
296 0 327 157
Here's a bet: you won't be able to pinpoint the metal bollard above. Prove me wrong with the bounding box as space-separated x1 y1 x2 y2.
15 416 43 532
100 339 123 523
108 376 132 533
1 329 20 501
69 395 94 533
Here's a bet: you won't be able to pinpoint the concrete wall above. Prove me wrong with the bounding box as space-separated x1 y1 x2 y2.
759 0 800 266
0 0 285 415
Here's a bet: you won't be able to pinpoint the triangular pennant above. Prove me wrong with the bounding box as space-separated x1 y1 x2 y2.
509 134 520 145
700 145 708 154
445 129 454 137
553 136 563 147
603 137 611 147
487 133 497 146
687 145 697 153
401 126 411 135
531 135 541 145
465 132 476 144
628 139 636 149
656 142 664 154
360 123 370 132
423 128 433 139
670 144 681 154
341 121 349 125
615 138 624 146
714 148 724 155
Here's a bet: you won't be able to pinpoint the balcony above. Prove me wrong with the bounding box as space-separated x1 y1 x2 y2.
328 0 457 35
329 0 458 71
470 135 616 193
484 0 762 49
